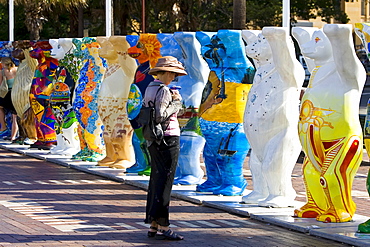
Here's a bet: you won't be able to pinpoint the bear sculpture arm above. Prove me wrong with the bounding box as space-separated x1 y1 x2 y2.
292 27 318 73
262 27 303 88
242 30 261 70
323 24 366 90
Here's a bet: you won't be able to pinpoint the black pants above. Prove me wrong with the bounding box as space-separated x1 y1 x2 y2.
0 90 16 114
145 136 180 227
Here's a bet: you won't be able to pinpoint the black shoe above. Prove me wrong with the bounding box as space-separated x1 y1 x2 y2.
11 137 23 144
147 226 157 238
30 141 44 149
155 229 184 240
38 142 56 150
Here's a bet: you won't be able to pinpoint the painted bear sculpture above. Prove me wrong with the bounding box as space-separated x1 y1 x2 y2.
292 24 366 223
71 37 106 162
49 38 81 156
126 34 162 176
353 22 370 232
241 28 304 208
97 36 136 170
11 40 37 143
29 41 58 149
157 32 209 185
195 30 254 196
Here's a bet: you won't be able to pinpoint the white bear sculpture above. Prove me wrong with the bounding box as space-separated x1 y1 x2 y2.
241 27 304 207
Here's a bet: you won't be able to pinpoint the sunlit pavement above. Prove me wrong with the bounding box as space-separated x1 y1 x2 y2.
0 141 369 246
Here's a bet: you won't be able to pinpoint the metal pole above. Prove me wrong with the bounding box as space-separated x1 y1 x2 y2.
142 0 145 33
9 0 14 41
106 0 112 36
282 0 290 28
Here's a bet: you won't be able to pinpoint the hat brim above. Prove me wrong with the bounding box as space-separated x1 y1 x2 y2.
148 67 187 76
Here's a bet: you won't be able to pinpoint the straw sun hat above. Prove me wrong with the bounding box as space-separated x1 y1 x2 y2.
148 56 187 76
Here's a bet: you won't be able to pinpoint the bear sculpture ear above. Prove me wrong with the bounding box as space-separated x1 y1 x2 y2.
292 27 318 46
12 41 18 48
11 49 25 61
195 31 215 46
242 30 260 46
21 40 32 49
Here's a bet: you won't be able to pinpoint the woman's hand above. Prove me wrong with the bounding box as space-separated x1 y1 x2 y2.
171 90 182 101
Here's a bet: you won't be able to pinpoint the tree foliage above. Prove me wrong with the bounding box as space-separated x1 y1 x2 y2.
315 0 349 24
291 0 349 25
137 0 233 33
246 0 350 30
0 4 29 41
0 0 357 40
246 0 282 29
0 0 87 40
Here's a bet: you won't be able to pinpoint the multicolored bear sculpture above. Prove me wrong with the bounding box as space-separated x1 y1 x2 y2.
11 40 37 144
292 24 366 223
354 22 370 232
29 41 58 150
195 30 254 196
126 34 162 176
71 37 106 162
49 38 81 156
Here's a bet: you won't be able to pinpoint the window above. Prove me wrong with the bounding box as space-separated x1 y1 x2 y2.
362 0 365 16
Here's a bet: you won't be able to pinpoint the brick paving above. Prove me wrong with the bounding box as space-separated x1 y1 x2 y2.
0 149 353 246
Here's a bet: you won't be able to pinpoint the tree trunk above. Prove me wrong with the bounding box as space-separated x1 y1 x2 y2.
29 29 39 40
233 0 246 29
24 2 43 40
78 6 84 37
69 7 79 38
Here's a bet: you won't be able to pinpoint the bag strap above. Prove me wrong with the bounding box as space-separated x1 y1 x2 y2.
148 84 170 132
153 84 172 132
147 84 165 108
1 69 6 85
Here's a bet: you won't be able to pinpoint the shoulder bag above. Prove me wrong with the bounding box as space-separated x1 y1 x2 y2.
137 84 165 142
0 70 8 98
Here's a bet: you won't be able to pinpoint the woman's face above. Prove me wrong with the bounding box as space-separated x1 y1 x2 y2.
158 71 177 84
165 71 177 83
1 58 13 68
167 71 177 79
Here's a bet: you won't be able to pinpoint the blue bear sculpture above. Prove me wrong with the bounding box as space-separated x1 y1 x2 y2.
157 32 210 185
196 30 255 196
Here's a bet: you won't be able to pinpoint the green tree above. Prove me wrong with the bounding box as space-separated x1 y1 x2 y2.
40 5 75 39
291 0 349 25
315 0 349 24
81 0 141 36
246 0 350 30
0 0 357 41
0 0 87 40
0 3 29 41
146 0 232 33
246 0 282 29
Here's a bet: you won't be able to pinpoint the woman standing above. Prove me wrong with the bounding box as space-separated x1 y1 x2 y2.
144 56 186 240
0 57 18 142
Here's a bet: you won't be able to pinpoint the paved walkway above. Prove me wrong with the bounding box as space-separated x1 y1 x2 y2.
1 141 370 246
